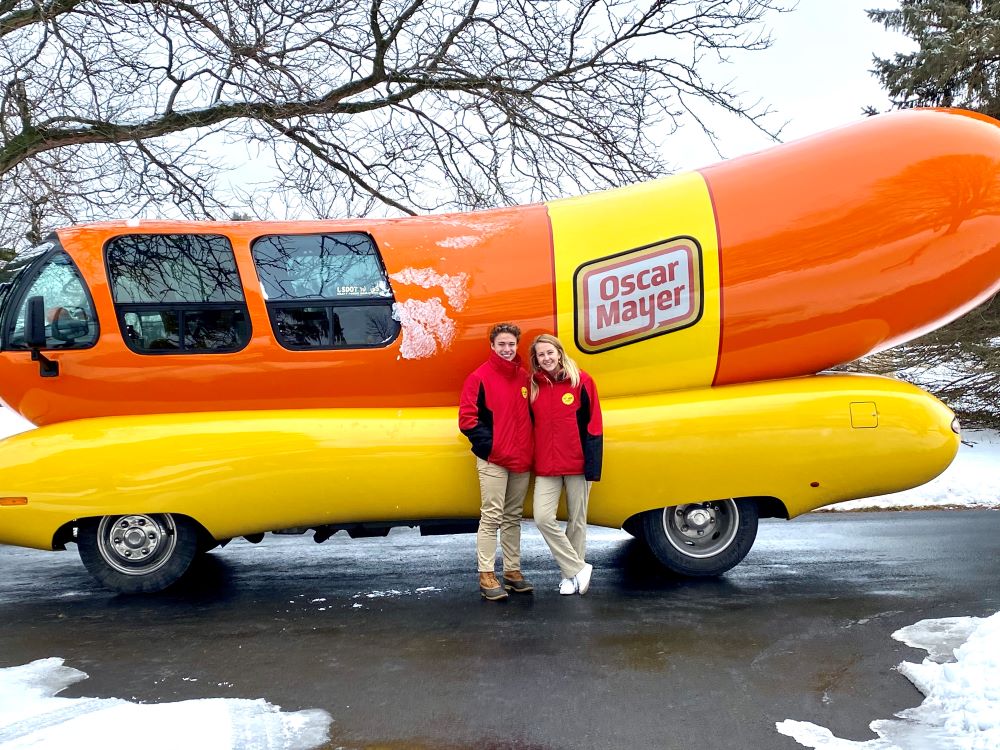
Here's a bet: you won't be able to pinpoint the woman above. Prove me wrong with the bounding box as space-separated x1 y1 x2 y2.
528 334 603 595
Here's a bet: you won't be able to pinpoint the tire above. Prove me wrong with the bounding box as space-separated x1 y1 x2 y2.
640 498 758 577
77 514 199 593
621 515 643 538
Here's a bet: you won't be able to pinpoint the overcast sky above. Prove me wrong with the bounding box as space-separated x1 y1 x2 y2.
671 0 913 171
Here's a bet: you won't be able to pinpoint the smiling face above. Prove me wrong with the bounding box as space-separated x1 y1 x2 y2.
491 332 519 361
534 341 561 374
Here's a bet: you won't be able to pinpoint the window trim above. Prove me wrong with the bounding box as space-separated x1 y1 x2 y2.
265 298 400 351
103 233 253 356
117 301 253 355
250 231 400 352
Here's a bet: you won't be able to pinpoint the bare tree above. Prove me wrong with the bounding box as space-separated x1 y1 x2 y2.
0 0 785 250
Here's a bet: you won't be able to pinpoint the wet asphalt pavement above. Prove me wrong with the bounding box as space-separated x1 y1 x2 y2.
1 511 999 750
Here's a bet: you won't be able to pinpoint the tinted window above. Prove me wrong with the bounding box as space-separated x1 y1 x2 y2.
273 304 399 349
107 234 244 303
251 233 398 350
123 308 249 352
7 251 98 350
106 234 251 354
253 233 392 301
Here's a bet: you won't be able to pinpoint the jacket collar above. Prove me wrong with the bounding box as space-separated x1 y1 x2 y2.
487 350 523 376
532 368 566 385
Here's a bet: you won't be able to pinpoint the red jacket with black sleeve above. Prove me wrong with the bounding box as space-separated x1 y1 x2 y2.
458 351 533 473
530 369 603 480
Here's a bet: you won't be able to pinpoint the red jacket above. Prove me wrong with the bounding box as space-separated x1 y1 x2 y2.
459 351 533 472
531 369 603 480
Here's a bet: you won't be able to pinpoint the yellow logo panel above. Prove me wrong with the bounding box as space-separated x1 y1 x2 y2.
545 172 721 397
562 393 575 405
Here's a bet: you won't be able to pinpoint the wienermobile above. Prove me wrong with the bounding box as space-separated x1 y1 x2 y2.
1 108 998 593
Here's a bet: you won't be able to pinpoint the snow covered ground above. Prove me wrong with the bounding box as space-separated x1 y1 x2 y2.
0 412 996 749
777 613 1000 749
0 659 331 749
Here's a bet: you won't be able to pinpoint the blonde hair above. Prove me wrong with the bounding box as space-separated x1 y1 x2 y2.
529 334 580 402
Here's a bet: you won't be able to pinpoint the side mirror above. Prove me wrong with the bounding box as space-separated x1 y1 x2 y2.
49 306 88 342
24 295 59 377
25 295 46 348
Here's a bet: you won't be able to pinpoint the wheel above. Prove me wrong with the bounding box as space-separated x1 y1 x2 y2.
77 514 199 593
640 498 758 577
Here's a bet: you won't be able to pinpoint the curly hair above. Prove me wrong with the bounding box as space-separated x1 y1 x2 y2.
489 322 522 343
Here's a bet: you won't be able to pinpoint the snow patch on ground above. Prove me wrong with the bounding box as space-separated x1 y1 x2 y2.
0 408 34 436
828 430 1000 511
352 586 442 600
0 658 332 749
777 612 1000 749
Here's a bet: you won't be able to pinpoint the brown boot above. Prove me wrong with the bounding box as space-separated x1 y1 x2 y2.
502 570 534 593
479 572 508 601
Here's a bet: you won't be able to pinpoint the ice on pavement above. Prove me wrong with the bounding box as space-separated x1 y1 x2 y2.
0 658 332 749
776 612 1000 749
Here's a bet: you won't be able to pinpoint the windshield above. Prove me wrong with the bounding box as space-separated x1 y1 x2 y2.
1 238 99 351
0 240 56 317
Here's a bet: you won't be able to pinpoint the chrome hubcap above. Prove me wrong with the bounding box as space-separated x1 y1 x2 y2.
97 514 177 575
662 500 739 559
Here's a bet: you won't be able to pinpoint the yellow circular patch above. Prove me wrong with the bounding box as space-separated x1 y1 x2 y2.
562 393 575 405
521 386 528 398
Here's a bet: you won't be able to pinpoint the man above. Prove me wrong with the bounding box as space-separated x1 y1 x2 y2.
459 322 534 601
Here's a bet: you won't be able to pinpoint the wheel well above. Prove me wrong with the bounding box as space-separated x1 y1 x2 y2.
51 513 216 551
621 495 788 532
52 521 75 550
753 496 788 519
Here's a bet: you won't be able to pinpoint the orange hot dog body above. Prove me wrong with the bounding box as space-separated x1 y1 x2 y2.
702 108 1000 385
0 109 998 426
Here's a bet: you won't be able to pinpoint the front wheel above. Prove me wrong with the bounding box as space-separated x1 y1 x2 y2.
77 514 199 593
640 499 758 577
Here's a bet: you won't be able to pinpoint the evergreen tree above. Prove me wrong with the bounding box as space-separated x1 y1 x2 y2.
869 1 1000 118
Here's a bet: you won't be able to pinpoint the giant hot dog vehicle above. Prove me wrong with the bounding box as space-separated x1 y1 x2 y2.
0 108 997 593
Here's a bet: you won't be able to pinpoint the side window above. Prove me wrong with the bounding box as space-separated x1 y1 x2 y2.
7 251 98 350
251 233 399 350
106 234 250 354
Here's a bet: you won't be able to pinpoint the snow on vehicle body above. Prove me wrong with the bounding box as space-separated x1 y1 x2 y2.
0 108 996 592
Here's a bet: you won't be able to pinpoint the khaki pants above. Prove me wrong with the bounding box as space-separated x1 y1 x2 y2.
476 458 530 573
533 474 591 579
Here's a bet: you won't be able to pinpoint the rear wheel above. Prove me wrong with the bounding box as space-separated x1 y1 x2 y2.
77 514 199 593
640 498 758 577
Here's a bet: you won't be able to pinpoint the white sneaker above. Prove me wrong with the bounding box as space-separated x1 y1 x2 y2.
574 563 593 595
558 577 577 595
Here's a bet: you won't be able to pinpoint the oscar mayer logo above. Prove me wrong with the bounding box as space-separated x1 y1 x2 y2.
574 237 703 353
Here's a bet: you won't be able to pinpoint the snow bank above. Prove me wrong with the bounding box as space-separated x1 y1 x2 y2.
0 658 332 749
0 408 33 437
777 611 1000 748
